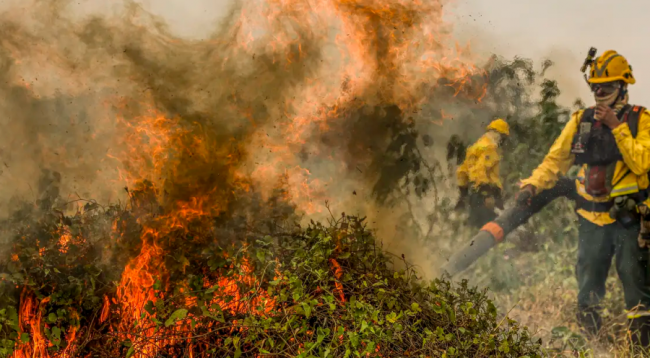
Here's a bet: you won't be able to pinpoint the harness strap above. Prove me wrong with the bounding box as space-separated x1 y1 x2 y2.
575 196 612 213
628 105 645 137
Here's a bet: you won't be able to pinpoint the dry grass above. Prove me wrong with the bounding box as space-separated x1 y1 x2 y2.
481 248 650 357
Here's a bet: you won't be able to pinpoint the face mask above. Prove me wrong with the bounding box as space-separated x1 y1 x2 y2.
487 131 504 147
591 82 621 106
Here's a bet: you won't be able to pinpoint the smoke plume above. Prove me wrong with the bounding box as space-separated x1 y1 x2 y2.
0 0 500 281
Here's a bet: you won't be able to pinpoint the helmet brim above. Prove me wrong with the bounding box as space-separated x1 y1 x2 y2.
488 128 509 136
588 76 635 85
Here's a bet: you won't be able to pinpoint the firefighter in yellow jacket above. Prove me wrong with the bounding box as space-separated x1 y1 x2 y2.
516 49 650 346
455 119 509 228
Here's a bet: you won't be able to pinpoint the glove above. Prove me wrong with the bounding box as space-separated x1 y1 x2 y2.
454 186 469 211
639 208 650 248
484 196 496 210
476 185 502 211
638 233 650 249
515 185 536 207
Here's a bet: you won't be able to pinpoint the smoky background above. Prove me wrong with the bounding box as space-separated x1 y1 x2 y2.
0 0 612 281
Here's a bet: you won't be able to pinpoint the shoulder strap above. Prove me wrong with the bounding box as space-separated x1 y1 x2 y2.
627 105 646 138
581 107 595 123
618 104 631 120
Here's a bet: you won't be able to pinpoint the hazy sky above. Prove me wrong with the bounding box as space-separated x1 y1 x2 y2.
452 0 650 106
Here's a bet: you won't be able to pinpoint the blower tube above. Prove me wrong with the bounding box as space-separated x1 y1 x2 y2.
440 177 576 277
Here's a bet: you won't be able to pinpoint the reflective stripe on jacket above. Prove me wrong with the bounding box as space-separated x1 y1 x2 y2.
521 107 650 226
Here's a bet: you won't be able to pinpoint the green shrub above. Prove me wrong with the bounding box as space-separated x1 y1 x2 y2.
0 197 545 357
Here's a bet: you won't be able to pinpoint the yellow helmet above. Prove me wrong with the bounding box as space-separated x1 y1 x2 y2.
588 50 635 84
487 118 509 136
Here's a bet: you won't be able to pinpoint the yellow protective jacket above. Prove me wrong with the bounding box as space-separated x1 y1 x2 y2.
457 133 502 191
520 107 650 226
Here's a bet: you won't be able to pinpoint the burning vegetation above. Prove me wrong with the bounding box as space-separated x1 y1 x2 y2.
1 183 544 357
0 0 552 356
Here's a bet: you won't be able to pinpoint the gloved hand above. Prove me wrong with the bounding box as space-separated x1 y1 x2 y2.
515 185 536 207
639 207 650 248
484 196 496 210
638 233 650 249
477 185 503 211
454 186 469 211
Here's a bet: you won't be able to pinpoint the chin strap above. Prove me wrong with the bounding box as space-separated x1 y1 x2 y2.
614 83 629 105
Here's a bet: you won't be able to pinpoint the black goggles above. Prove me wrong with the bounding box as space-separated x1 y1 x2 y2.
590 82 621 94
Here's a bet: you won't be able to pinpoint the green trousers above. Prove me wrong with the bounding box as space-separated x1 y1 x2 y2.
576 216 650 337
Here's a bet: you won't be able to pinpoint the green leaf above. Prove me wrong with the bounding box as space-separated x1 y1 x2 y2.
256 249 266 262
316 327 329 344
20 333 30 344
47 313 57 324
126 346 135 358
360 320 368 332
234 336 242 358
446 306 456 323
164 309 188 327
6 308 18 332
202 306 225 323
300 302 311 318
144 301 155 315
51 327 61 340
337 252 350 259
487 301 497 317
